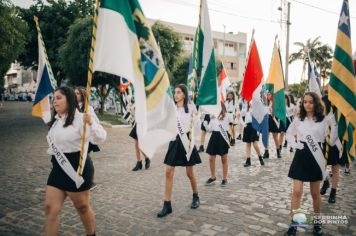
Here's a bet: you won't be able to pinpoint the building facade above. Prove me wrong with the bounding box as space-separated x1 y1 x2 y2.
4 62 37 93
148 19 247 82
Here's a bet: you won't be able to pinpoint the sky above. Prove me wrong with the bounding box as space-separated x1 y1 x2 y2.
11 0 356 85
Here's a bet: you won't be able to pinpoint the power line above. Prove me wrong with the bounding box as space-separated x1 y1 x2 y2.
290 0 356 19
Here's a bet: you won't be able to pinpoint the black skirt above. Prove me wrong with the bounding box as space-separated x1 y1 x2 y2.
201 114 211 132
88 142 100 153
288 142 324 182
164 135 201 166
324 143 347 166
129 124 138 140
268 115 281 133
243 123 259 143
47 152 94 192
206 131 230 156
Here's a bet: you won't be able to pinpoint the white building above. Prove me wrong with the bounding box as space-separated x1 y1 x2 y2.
148 19 247 82
4 62 37 93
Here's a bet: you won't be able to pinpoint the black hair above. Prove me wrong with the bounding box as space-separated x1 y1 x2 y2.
322 94 332 114
285 94 290 107
175 84 189 113
48 86 78 128
298 92 324 122
227 91 235 105
75 86 86 112
289 94 296 105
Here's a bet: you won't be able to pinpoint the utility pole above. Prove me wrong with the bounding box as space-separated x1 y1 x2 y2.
223 24 226 57
285 1 291 86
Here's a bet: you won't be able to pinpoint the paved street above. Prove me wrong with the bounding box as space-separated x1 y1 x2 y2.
0 102 355 236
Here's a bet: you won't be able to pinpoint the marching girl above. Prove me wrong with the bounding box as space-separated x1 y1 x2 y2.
75 87 101 190
281 94 297 151
225 92 238 146
319 95 347 204
263 92 281 159
157 84 201 218
204 102 230 186
284 92 337 236
45 87 106 236
242 102 264 167
129 121 151 171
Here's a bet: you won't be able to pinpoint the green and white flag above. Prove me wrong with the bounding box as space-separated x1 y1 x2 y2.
93 0 177 158
195 0 220 116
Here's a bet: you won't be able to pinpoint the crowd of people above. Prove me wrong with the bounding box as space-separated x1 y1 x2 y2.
41 85 351 236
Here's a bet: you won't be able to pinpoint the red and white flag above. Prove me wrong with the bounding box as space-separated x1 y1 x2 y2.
218 62 231 102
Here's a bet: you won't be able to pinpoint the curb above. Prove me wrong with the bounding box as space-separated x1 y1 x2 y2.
100 121 131 129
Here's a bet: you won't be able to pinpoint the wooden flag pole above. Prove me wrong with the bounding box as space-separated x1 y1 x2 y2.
78 0 100 176
33 16 56 89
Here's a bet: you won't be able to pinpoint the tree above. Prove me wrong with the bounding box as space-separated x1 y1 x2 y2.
287 81 307 99
17 0 94 85
58 17 92 86
171 56 190 87
289 37 333 88
0 0 28 92
151 21 183 77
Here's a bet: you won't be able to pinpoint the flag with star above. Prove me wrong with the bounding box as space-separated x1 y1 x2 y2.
328 0 356 161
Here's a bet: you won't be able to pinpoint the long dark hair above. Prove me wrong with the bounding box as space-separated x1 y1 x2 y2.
322 94 332 114
285 94 290 107
227 91 235 105
48 86 78 128
298 92 324 122
218 102 227 120
75 87 86 112
175 84 189 113
289 94 296 105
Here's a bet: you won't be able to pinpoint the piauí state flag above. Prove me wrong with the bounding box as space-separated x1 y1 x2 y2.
195 0 220 115
265 38 286 126
218 62 231 102
93 0 177 158
307 56 322 97
241 38 269 148
328 0 356 160
32 28 56 123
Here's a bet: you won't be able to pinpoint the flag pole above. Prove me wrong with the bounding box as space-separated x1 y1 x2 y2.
78 0 100 176
239 29 255 96
33 16 56 89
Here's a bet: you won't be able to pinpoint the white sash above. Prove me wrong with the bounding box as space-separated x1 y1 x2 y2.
47 135 85 189
177 112 194 161
302 130 327 180
218 121 230 147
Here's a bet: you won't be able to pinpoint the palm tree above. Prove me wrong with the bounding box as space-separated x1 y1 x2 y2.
289 37 333 93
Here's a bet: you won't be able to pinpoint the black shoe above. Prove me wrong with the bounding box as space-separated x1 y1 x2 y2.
277 148 282 158
157 201 172 218
328 188 336 203
132 161 142 171
320 180 330 195
243 158 251 167
263 150 269 159
344 168 350 176
230 139 235 146
258 156 265 166
284 226 297 236
145 158 151 169
221 179 227 187
283 140 288 148
198 145 204 152
313 224 323 236
290 147 293 152
191 193 200 209
205 177 216 185
236 134 241 140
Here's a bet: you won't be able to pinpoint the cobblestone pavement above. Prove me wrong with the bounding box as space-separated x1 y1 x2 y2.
0 102 355 236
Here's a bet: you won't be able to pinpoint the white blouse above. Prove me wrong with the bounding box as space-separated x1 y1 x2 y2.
177 104 200 134
204 115 230 132
286 116 337 147
286 103 296 117
244 110 253 124
225 100 237 113
47 110 107 154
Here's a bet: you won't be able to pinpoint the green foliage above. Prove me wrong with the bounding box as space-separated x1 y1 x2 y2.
152 21 183 74
17 0 95 85
0 0 28 91
287 81 307 99
58 17 92 86
171 56 190 87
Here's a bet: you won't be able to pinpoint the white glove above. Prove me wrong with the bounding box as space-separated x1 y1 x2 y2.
291 141 304 150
